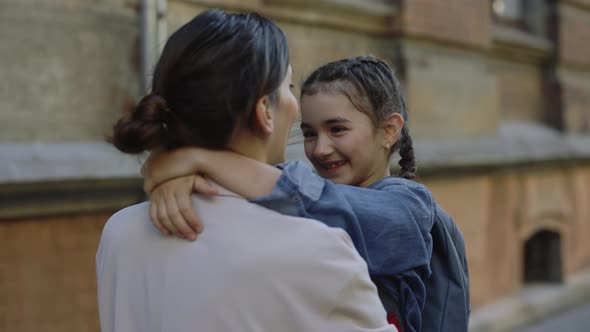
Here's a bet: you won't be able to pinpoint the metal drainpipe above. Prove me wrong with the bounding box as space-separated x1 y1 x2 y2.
156 0 168 54
139 0 167 95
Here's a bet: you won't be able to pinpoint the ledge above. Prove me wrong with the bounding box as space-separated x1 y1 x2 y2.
0 141 143 183
179 0 399 35
0 141 145 220
0 177 144 220
5 124 584 184
491 25 554 64
2 124 590 219
288 122 590 177
2 125 590 184
413 123 590 177
560 0 590 12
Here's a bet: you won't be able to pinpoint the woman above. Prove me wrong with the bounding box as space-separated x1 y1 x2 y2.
101 9 399 332
141 56 467 332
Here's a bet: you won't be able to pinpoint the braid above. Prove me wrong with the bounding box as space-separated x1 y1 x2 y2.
398 125 417 180
360 57 392 72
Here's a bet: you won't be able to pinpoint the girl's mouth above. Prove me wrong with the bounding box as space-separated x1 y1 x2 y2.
318 160 348 172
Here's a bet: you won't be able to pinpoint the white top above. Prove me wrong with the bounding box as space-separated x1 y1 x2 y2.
96 184 396 332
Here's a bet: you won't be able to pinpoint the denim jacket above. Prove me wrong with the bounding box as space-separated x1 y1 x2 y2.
251 161 435 332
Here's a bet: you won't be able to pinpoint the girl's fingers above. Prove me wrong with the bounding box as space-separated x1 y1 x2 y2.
175 191 204 235
193 175 219 196
165 193 197 241
157 197 182 239
147 175 207 241
149 198 170 235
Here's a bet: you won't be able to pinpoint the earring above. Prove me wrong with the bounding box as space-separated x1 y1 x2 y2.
385 143 390 149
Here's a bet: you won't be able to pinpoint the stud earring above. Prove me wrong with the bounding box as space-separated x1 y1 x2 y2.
385 143 390 149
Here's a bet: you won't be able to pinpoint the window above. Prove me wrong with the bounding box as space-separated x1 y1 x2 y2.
492 0 530 31
492 0 552 37
523 230 563 284
493 0 524 22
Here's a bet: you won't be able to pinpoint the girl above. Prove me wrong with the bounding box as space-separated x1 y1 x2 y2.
143 56 469 332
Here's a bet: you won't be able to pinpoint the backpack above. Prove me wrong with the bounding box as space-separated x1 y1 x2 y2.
377 205 470 332
421 205 470 332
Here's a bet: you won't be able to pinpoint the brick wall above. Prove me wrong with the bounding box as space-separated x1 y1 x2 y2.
1 213 109 332
423 166 590 308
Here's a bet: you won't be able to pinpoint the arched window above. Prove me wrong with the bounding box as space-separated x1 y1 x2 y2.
523 230 563 283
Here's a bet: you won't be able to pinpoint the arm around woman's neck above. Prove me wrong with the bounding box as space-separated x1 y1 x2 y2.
143 147 282 199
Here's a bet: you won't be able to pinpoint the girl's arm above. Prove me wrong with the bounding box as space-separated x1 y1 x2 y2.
143 147 281 197
143 147 282 240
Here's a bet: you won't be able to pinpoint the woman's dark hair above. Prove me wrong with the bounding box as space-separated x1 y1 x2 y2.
300 55 417 180
111 9 290 153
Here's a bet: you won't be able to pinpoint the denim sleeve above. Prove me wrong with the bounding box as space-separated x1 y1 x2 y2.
250 160 325 217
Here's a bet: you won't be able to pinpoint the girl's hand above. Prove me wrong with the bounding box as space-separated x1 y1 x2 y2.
149 174 218 241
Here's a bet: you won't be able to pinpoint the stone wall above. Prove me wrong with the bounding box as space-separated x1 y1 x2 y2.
558 1 590 134
0 0 139 142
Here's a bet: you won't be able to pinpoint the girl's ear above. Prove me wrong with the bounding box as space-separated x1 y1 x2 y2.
383 113 404 148
252 96 274 137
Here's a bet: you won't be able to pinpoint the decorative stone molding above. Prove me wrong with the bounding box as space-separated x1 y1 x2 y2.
560 0 590 11
175 0 400 34
412 123 590 177
0 141 144 219
0 178 144 220
491 25 554 64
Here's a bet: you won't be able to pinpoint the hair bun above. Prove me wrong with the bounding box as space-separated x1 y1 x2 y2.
110 93 170 154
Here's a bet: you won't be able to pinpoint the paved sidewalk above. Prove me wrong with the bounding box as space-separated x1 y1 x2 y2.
469 269 590 332
521 302 590 332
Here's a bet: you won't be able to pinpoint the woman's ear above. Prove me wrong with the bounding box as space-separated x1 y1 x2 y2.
252 96 274 137
383 113 404 148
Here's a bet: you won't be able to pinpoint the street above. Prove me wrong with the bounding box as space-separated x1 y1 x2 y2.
520 302 590 332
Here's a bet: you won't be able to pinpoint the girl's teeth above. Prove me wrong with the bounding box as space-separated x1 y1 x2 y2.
325 161 346 168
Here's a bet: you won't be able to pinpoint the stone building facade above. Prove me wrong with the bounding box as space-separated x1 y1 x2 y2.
1 1 590 331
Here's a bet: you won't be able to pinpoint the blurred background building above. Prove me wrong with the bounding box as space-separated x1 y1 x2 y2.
1 0 590 331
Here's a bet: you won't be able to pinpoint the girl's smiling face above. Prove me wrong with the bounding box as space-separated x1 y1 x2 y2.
300 92 391 188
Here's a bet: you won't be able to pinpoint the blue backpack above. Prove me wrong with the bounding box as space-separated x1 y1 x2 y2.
421 205 470 332
376 204 470 332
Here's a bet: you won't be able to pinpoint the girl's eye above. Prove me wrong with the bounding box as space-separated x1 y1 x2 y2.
330 126 347 134
302 131 316 138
